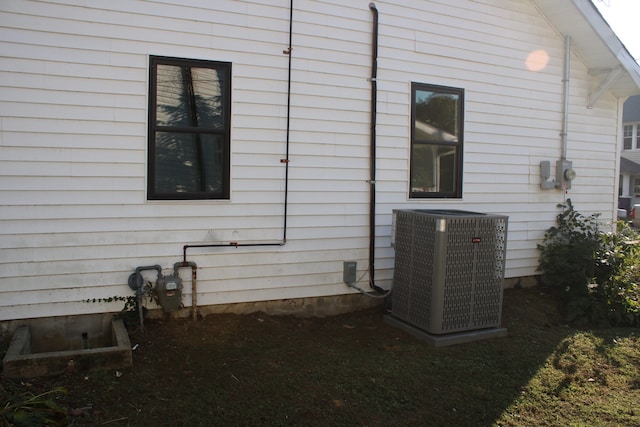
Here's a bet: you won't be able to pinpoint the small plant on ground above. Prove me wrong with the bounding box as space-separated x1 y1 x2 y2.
1 386 68 427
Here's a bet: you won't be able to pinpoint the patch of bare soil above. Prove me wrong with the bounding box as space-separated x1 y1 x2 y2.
2 288 566 426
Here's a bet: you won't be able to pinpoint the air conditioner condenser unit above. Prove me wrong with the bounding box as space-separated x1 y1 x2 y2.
390 209 508 335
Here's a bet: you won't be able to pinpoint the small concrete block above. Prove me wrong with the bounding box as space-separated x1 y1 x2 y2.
3 317 132 378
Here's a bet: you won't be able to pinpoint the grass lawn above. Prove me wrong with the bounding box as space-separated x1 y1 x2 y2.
1 287 639 426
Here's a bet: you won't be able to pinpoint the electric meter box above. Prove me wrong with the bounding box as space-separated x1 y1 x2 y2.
155 274 183 312
556 159 576 189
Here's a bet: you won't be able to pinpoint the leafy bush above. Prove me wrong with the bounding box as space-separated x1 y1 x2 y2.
537 200 601 301
538 199 640 327
594 222 640 327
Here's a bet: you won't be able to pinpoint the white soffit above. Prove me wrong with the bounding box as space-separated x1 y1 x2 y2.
532 0 640 98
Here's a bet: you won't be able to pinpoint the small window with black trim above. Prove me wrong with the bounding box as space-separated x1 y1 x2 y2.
410 82 464 198
148 56 231 200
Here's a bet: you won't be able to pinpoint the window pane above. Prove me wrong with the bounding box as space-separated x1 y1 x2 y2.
634 177 640 196
191 67 226 128
411 144 457 193
156 65 225 129
410 83 463 198
414 90 459 142
154 132 224 194
148 56 230 200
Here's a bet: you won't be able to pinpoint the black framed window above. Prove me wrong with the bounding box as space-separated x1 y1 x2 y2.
410 82 464 198
148 56 231 200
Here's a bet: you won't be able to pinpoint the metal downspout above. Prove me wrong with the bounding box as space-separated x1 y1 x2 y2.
368 2 385 293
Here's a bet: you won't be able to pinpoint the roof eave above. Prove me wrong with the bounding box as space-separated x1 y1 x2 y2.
532 0 640 99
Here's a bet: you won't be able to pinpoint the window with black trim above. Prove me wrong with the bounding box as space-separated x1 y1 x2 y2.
410 82 464 198
148 56 231 200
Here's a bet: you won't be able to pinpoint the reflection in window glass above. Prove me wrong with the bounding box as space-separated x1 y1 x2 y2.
410 83 464 198
155 132 224 194
155 65 225 129
411 144 457 193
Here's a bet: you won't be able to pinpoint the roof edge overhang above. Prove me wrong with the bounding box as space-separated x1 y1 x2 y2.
532 0 640 101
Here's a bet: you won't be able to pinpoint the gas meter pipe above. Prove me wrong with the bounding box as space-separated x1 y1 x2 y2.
130 264 163 332
174 261 198 322
179 0 293 265
182 242 285 265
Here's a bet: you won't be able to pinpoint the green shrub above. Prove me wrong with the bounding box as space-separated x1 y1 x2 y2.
538 199 640 327
537 200 600 300
594 222 640 327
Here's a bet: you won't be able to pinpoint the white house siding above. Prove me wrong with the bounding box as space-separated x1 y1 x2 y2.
0 0 622 321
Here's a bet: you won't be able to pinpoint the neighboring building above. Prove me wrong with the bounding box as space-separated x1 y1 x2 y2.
2 0 640 322
619 96 640 212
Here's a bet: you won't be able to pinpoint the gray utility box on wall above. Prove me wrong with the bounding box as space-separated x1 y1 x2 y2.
391 209 508 335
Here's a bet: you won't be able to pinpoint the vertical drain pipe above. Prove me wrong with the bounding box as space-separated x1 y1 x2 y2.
368 3 385 293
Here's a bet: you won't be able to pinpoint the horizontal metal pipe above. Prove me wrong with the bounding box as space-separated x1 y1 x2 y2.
182 242 285 264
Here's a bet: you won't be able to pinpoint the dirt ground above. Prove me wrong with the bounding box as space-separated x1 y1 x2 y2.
0 288 599 426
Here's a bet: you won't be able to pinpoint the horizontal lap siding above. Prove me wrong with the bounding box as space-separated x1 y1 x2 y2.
0 0 373 320
374 0 619 283
0 0 621 320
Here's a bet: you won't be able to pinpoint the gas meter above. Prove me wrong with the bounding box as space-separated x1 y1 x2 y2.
155 274 183 312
